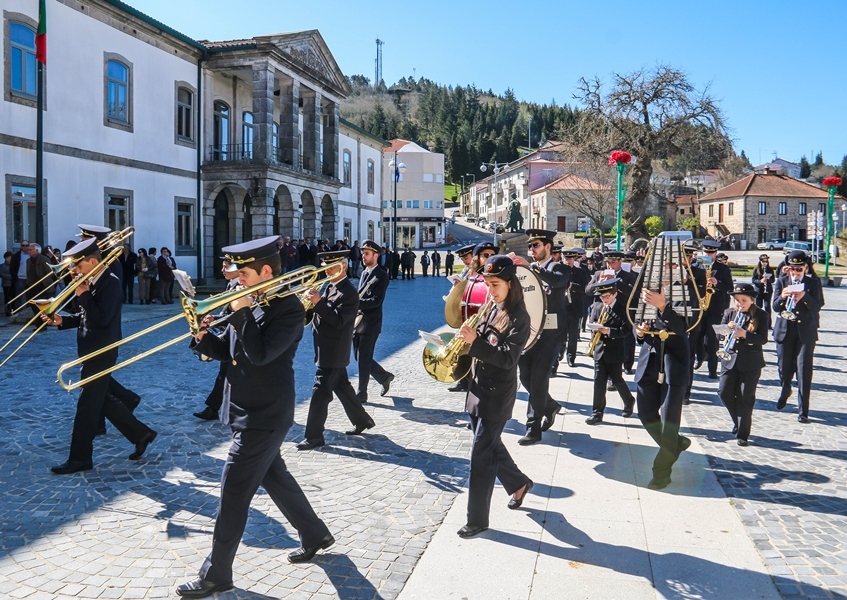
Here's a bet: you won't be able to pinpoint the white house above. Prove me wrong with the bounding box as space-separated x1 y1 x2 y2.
338 118 386 245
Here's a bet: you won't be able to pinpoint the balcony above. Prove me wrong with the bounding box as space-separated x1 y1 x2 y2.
207 144 253 162
206 142 333 182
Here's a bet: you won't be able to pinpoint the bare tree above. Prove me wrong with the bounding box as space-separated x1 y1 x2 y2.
571 65 727 241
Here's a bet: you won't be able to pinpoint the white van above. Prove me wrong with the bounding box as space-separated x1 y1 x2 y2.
656 230 693 242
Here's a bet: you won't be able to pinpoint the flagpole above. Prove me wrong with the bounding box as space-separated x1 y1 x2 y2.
36 61 44 246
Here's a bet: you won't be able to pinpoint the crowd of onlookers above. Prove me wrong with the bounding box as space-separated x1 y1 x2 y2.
1 240 179 316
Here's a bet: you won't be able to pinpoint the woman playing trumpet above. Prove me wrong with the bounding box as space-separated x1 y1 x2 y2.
717 284 769 446
455 255 533 538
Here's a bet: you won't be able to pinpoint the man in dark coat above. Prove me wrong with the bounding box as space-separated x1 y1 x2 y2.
178 236 333 598
119 244 138 303
562 248 589 367
698 240 734 378
353 241 394 403
298 237 318 268
25 243 56 314
297 251 375 450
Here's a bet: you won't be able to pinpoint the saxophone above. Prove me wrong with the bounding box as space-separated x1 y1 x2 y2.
585 304 610 357
701 263 714 310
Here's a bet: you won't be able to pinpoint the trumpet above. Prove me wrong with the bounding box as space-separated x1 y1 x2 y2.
781 277 801 321
422 297 495 383
8 226 135 314
55 260 345 391
0 246 125 368
716 310 748 361
585 304 610 358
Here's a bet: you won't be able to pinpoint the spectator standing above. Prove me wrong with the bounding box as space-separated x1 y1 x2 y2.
280 236 299 273
119 245 138 304
25 243 56 315
420 251 431 277
1 252 13 316
157 247 176 304
349 241 362 278
9 240 29 310
432 250 441 276
391 248 401 280
445 250 454 275
299 237 318 268
148 248 159 302
136 248 154 304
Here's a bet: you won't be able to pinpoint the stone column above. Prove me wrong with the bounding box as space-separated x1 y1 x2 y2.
252 180 275 239
302 90 322 173
252 62 275 162
322 100 339 179
279 78 300 167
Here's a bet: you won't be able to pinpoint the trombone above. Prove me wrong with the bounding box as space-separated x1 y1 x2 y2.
55 259 345 391
0 246 125 368
8 226 135 314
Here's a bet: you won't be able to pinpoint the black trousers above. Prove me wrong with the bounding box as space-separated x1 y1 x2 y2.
718 368 760 441
756 293 772 322
353 333 390 397
518 331 561 435
422 265 429 277
466 416 529 529
199 425 330 583
204 362 227 411
623 334 636 372
636 377 686 479
122 277 134 303
69 351 151 464
685 324 701 401
304 367 374 441
776 326 815 417
700 312 720 376
592 359 635 415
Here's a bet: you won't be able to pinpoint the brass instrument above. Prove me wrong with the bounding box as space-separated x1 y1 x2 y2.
423 297 495 383
0 246 125 368
585 304 610 358
716 310 748 361
702 262 714 310
56 260 345 391
780 277 802 321
302 261 347 327
9 226 135 314
443 278 468 328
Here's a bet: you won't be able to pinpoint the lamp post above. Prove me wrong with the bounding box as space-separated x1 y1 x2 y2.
822 176 842 279
608 151 632 251
481 161 507 237
388 154 407 251
465 173 476 221
842 203 847 238
833 212 839 266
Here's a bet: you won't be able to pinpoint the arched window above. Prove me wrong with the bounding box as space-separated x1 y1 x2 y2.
176 87 193 140
106 60 129 122
213 101 230 160
343 150 352 184
10 23 36 96
242 112 254 159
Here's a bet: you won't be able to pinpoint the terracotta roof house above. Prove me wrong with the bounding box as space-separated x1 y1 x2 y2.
699 172 843 246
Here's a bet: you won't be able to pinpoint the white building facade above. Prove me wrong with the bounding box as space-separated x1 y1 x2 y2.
2 0 382 280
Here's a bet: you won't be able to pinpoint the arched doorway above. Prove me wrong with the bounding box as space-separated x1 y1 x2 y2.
321 194 336 243
242 195 253 242
213 189 232 279
276 185 295 237
301 190 316 238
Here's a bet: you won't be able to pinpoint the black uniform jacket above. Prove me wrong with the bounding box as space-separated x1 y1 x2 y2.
586 267 636 301
590 299 632 363
59 271 122 357
633 304 690 387
565 263 590 315
772 274 824 343
193 294 305 431
354 266 389 336
466 304 530 422
532 258 570 326
312 277 359 368
707 261 733 317
719 307 769 372
752 265 775 295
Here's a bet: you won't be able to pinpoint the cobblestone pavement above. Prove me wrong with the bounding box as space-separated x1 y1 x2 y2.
681 285 847 600
0 277 846 599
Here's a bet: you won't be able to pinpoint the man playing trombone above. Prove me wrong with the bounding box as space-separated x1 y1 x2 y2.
354 240 394 403
41 238 157 475
178 236 333 598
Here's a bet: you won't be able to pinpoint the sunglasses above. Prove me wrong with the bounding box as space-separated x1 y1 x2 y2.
528 242 542 249
789 266 805 271
21 244 29 248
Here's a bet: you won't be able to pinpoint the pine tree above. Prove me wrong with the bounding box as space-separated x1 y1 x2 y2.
799 156 812 178
814 152 824 167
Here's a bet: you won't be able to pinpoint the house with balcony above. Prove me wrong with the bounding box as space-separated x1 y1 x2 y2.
381 139 445 249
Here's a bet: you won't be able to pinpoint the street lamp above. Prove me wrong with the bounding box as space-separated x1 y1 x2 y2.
465 173 476 220
833 212 839 266
388 155 407 251
481 161 508 235
842 203 846 235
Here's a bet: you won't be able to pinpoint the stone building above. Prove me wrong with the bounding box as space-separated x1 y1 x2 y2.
699 172 842 246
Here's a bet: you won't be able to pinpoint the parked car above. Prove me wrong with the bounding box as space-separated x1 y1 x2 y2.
476 217 488 228
783 240 822 263
757 239 786 250
602 239 623 251
465 213 476 223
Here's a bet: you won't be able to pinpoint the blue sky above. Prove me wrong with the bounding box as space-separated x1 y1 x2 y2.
132 0 846 168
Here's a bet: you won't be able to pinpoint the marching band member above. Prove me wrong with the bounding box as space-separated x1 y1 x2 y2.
297 251 375 450
633 277 691 491
718 283 769 445
681 241 707 404
585 278 635 425
517 229 569 445
454 244 476 283
456 255 532 538
42 238 156 475
587 250 637 373
772 250 824 423
698 240 733 379
562 248 589 368
751 254 775 323
354 240 394 403
179 236 332 598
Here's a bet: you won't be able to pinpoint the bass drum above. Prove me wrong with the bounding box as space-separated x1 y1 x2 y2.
461 274 488 321
516 265 546 351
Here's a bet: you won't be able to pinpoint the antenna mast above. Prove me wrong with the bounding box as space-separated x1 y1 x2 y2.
375 39 384 88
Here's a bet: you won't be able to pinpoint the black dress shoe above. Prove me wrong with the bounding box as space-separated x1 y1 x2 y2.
94 426 107 437
678 436 691 456
507 480 534 510
736 439 749 446
585 414 603 425
540 410 557 432
625 368 635 375
567 358 576 368
176 578 233 598
606 379 615 391
356 393 368 404
798 415 810 424
693 358 703 370
776 393 789 410
296 438 325 451
51 460 93 475
129 430 157 460
345 421 375 436
193 407 219 421
647 476 672 490
682 397 691 406
288 533 335 563
517 432 541 446
448 382 468 393
708 373 718 380
621 408 633 418
380 373 395 397
731 424 739 434
457 524 488 538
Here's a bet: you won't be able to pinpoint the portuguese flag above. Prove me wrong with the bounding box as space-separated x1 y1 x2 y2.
35 0 47 65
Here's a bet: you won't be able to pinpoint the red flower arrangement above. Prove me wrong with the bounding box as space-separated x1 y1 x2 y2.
823 176 843 188
608 150 632 166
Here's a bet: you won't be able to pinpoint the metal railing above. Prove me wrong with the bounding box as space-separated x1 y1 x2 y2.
208 143 252 162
